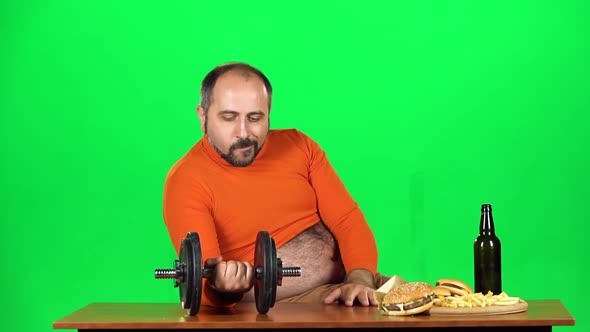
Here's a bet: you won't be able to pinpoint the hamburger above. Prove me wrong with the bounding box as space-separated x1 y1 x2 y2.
380 282 435 316
432 286 452 298
434 278 473 296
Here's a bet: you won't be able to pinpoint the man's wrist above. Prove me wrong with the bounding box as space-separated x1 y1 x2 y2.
344 268 375 288
204 284 245 306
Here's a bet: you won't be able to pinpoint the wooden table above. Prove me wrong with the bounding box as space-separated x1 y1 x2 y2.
53 300 575 331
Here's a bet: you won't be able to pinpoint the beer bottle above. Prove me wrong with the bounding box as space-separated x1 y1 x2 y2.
474 203 502 294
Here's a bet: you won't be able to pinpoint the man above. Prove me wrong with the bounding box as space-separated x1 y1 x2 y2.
163 62 385 308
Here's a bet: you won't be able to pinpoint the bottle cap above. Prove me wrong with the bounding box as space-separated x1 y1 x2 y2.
481 204 492 212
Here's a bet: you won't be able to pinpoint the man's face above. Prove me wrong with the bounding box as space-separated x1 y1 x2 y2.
198 71 270 167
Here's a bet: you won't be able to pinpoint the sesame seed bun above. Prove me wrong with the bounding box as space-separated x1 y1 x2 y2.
381 282 434 316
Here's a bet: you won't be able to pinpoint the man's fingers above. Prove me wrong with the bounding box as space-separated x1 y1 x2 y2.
209 260 255 292
243 262 254 284
356 291 370 306
323 284 379 307
369 292 379 306
223 260 238 278
225 261 253 279
323 288 342 304
204 256 222 268
335 286 354 306
357 289 378 307
230 261 251 283
360 289 379 307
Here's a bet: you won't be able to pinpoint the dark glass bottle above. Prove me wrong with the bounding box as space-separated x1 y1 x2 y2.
474 203 502 294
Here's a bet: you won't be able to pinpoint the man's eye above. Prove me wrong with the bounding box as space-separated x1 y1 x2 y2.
248 116 262 122
222 116 236 121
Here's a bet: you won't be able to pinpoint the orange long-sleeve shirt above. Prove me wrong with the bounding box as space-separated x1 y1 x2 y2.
163 129 377 306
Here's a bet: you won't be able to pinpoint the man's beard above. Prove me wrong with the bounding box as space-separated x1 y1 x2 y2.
205 118 261 167
211 137 260 167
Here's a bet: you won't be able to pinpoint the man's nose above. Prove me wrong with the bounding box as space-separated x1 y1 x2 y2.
237 119 249 139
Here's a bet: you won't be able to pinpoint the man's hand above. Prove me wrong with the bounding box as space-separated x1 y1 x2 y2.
323 268 379 306
205 257 254 293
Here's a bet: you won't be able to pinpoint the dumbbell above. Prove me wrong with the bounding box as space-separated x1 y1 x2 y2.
154 230 302 315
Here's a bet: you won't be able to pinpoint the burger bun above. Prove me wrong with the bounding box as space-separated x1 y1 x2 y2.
380 282 434 316
381 301 434 316
433 286 452 297
435 278 473 296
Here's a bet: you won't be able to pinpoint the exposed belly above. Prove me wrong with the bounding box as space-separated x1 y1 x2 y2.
243 221 345 302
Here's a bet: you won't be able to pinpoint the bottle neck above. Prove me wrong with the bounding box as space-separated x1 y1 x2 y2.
479 211 496 235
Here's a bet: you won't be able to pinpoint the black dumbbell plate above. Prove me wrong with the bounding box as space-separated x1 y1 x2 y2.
255 231 278 314
187 232 202 316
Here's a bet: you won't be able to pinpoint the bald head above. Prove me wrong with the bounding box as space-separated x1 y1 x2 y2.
200 62 273 114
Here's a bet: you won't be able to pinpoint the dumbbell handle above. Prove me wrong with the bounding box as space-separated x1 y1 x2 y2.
154 265 301 280
153 267 212 279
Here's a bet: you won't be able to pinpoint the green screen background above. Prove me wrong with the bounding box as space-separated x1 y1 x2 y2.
1 1 587 331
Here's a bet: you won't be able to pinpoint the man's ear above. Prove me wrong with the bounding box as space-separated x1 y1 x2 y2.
197 105 206 133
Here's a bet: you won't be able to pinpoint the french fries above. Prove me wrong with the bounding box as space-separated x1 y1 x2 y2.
433 291 522 308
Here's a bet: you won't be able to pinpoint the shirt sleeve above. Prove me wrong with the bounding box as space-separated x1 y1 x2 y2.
301 131 378 275
162 165 236 307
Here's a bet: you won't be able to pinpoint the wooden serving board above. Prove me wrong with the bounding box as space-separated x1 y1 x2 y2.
429 301 528 315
